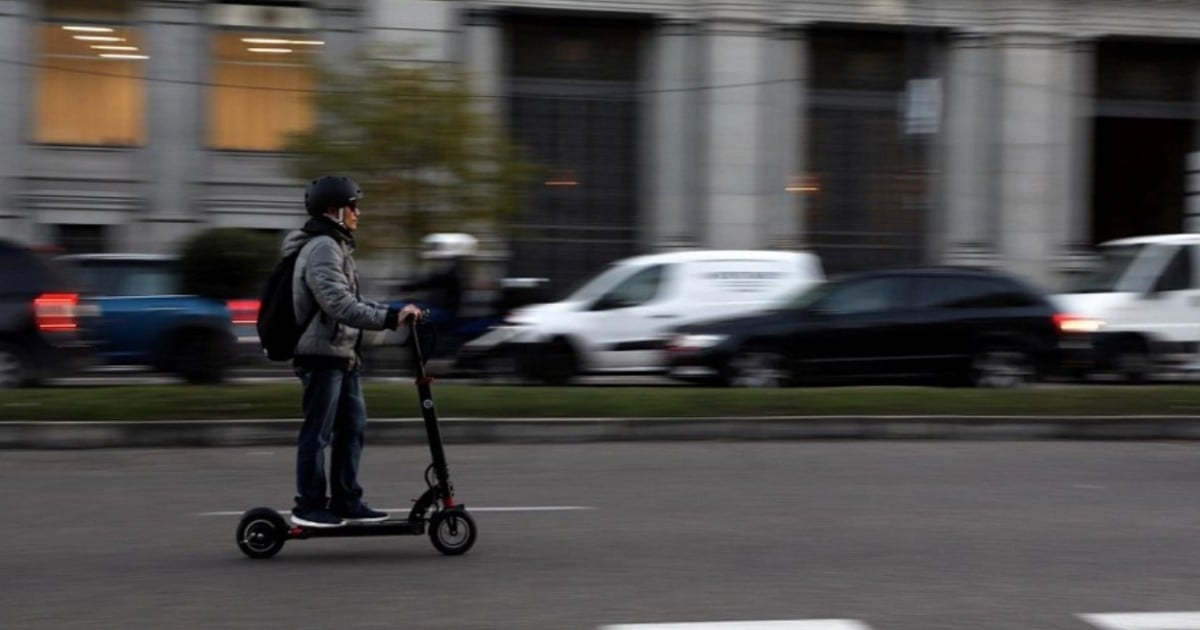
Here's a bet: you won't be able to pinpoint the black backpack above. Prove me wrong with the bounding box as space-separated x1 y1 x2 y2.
256 249 316 361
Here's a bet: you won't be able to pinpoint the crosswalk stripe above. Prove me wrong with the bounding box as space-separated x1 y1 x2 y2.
600 622 873 630
596 615 1200 630
1079 613 1200 629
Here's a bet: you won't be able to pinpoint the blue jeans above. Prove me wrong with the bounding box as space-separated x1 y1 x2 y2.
294 367 368 511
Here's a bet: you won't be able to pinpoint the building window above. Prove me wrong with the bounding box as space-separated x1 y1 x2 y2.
55 224 108 254
805 30 940 274
504 15 645 291
208 30 321 151
35 0 145 146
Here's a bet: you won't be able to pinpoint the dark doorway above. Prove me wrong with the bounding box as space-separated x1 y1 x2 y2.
1091 117 1193 244
1092 39 1200 245
503 14 645 295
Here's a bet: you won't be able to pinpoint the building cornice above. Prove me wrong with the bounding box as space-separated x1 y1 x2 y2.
20 191 143 213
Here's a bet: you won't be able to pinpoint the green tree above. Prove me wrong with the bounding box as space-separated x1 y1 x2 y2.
284 54 534 254
179 228 277 300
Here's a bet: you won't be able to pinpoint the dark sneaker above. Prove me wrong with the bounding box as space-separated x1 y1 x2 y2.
290 507 344 528
333 502 388 523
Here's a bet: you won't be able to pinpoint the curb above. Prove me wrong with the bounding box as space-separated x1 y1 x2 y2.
5 415 1200 449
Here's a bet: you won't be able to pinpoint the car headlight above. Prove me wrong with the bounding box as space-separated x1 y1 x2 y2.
668 333 728 351
504 308 536 326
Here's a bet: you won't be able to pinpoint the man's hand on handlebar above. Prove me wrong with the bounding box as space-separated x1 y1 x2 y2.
399 304 425 324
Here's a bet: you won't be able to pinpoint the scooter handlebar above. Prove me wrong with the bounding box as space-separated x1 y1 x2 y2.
404 308 433 327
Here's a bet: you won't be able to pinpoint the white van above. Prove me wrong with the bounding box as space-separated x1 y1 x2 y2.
457 250 824 384
1053 233 1200 380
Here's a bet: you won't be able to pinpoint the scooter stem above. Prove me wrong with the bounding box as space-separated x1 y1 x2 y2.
409 317 454 504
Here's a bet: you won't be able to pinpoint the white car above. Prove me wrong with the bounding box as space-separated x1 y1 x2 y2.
456 249 824 384
1053 233 1200 381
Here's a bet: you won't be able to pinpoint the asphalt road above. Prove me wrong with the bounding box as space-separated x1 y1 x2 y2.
4 442 1200 630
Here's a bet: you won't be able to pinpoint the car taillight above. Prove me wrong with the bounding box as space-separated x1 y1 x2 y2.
33 292 78 332
1053 313 1104 333
227 299 260 325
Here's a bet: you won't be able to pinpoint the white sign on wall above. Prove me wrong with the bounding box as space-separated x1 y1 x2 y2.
903 78 942 136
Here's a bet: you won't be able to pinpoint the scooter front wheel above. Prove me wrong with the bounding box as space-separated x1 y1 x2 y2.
429 509 477 556
236 507 288 559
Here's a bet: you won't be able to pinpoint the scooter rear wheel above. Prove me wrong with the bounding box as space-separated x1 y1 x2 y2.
236 507 288 559
429 510 477 556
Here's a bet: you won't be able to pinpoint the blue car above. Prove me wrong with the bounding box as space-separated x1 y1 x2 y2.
57 254 259 383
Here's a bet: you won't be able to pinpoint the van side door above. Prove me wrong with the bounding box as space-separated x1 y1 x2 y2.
684 258 806 320
580 263 678 371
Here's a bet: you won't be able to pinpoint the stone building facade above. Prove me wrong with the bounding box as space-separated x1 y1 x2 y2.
5 0 1200 290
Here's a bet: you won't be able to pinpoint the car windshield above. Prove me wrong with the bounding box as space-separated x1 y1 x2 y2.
1067 244 1143 293
561 264 638 303
75 261 182 296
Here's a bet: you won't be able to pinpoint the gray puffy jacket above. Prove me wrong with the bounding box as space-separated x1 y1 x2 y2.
281 218 391 368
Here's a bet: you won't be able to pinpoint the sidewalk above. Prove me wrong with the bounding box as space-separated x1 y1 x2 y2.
5 415 1200 449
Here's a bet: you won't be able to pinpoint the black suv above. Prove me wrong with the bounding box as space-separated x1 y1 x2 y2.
666 266 1097 387
0 240 92 386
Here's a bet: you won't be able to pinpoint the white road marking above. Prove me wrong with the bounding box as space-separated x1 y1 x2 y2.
600 622 873 630
198 506 595 517
1080 613 1200 629
602 618 1200 630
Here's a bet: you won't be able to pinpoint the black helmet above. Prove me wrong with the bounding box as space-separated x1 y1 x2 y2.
304 175 363 217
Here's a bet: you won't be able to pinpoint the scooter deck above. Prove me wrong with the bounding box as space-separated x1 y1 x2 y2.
288 518 425 539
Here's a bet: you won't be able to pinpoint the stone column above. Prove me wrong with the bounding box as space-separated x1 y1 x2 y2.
648 18 699 250
1053 38 1098 282
762 26 805 251
140 0 207 253
700 19 769 249
460 6 508 274
1188 152 1200 232
941 31 998 267
363 0 451 62
462 6 504 119
321 0 360 66
0 0 32 243
994 32 1071 287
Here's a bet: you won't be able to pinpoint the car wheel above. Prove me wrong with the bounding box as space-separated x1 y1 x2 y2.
968 344 1035 388
538 338 577 386
1110 338 1151 384
724 346 790 387
476 349 518 384
0 343 29 388
163 329 233 384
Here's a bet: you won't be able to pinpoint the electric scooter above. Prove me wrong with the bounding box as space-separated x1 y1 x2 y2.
235 314 477 559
